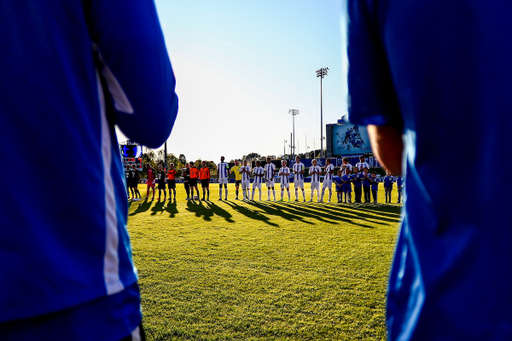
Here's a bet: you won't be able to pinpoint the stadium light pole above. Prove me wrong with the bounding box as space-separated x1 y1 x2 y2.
289 109 299 160
164 140 168 169
316 67 328 158
284 139 287 159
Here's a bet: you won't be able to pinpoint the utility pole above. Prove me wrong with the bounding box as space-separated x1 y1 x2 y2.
289 109 299 160
316 67 328 158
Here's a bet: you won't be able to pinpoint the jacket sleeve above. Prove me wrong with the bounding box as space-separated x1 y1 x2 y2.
85 0 178 148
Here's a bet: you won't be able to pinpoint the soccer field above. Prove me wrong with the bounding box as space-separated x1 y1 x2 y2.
128 183 401 340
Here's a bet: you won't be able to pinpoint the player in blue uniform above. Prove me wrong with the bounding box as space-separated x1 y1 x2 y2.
352 167 363 203
0 1 178 340
346 1 512 339
342 169 353 203
396 176 404 203
383 172 395 204
362 167 371 203
333 170 344 203
370 172 379 204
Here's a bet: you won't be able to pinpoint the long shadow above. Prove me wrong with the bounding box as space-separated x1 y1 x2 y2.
311 203 402 224
129 199 152 216
150 200 166 215
271 202 379 229
223 201 279 227
248 201 323 225
165 200 178 218
186 200 235 223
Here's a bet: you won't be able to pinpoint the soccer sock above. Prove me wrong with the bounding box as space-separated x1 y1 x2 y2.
236 188 239 198
328 189 332 201
281 190 284 199
225 187 228 199
268 189 270 199
207 189 209 199
287 191 290 200
295 189 298 200
320 188 325 201
273 190 276 200
219 187 222 199
252 189 255 200
302 190 305 200
259 190 262 201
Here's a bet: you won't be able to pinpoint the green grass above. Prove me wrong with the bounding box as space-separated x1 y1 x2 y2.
128 183 401 340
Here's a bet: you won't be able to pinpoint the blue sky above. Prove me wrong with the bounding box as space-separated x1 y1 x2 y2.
119 0 347 162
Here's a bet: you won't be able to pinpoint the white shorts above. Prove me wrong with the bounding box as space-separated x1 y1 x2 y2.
281 182 290 189
218 178 228 185
253 182 262 189
294 179 304 188
266 179 275 187
242 180 250 190
311 182 320 191
322 179 333 189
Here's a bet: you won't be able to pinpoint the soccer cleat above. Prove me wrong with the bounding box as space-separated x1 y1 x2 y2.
202 197 205 201
235 197 238 200
318 200 323 203
218 198 222 201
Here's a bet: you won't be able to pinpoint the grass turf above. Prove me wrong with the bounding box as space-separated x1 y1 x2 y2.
128 183 401 340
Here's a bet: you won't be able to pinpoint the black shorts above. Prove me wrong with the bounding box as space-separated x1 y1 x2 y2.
201 179 210 187
158 181 166 190
189 178 198 187
235 180 241 186
129 180 137 188
167 180 176 189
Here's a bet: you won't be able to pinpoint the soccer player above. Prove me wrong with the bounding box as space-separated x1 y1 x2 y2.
189 161 200 200
131 164 141 200
396 176 404 203
199 161 211 201
342 168 353 203
0 1 178 338
230 159 242 200
334 170 344 203
320 158 335 202
264 157 276 201
355 155 370 171
309 159 322 202
346 2 512 338
352 167 363 203
125 165 132 199
239 160 252 201
167 163 177 201
362 167 371 203
156 164 167 201
126 165 134 199
251 161 264 201
145 163 156 200
217 156 229 200
370 172 379 204
293 156 306 202
278 160 291 202
383 171 395 204
182 163 191 200
341 157 353 175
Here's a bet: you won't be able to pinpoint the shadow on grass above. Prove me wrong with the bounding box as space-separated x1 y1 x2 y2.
165 200 178 218
223 200 279 227
150 200 166 215
311 203 402 224
253 201 380 229
129 199 153 216
186 200 234 223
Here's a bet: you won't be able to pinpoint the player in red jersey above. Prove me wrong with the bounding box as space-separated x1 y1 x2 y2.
145 163 156 200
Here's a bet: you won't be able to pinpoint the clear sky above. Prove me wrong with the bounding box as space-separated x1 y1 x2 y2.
118 0 347 162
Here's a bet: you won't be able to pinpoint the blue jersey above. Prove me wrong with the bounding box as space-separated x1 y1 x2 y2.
384 176 395 189
217 162 229 179
370 176 379 191
352 173 363 188
362 173 371 187
333 176 343 191
0 0 178 338
347 1 512 339
396 176 404 188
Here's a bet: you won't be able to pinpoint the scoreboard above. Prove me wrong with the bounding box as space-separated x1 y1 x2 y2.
120 141 143 171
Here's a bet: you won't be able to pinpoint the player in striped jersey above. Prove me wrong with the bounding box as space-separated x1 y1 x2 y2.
264 157 276 201
293 156 306 202
309 159 322 202
320 158 335 203
251 161 264 201
341 157 353 175
239 160 252 201
278 160 291 202
217 156 229 200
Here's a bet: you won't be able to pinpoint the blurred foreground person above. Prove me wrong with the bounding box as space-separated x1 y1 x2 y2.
0 1 178 340
347 1 512 340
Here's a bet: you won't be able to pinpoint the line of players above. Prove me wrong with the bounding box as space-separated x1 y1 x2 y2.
126 155 404 204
